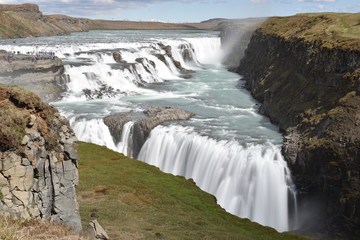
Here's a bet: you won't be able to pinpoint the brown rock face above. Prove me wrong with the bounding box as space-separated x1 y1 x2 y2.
237 15 360 239
0 85 81 232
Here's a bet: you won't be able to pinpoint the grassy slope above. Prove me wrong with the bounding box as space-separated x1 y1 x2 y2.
0 11 38 38
77 142 309 240
260 12 360 50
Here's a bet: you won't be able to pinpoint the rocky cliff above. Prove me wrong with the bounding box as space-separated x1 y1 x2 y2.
236 13 360 239
0 84 81 232
0 51 67 102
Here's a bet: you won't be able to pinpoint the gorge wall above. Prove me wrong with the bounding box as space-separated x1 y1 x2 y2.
0 85 81 232
235 13 360 239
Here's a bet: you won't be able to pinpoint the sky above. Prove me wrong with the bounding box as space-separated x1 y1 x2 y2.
0 0 359 22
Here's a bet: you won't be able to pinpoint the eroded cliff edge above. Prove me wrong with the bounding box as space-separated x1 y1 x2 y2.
0 51 67 102
0 84 81 232
236 13 360 239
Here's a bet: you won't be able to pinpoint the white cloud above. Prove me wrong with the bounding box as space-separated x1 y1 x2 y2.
317 4 324 9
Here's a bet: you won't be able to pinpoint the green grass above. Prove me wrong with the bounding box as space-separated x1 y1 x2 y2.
259 13 360 50
77 142 310 240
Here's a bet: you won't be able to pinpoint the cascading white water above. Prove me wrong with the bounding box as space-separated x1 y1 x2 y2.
72 119 117 151
116 121 135 157
183 38 222 65
4 30 298 232
138 125 295 232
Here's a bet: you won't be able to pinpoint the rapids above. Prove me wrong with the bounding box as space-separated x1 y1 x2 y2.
0 30 297 232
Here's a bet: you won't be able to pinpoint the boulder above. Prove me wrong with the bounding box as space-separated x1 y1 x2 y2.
85 219 110 240
113 51 125 63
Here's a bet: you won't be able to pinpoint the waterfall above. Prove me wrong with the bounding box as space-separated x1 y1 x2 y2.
0 37 222 101
183 38 222 65
13 31 298 232
72 119 117 151
138 125 295 232
116 121 135 157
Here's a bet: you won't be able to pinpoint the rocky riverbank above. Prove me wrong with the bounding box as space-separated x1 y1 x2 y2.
0 50 66 102
0 84 81 232
235 13 360 239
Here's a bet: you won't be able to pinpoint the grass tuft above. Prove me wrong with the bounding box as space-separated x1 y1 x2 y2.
0 216 86 240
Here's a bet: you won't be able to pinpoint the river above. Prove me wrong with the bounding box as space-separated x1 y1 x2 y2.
0 30 296 232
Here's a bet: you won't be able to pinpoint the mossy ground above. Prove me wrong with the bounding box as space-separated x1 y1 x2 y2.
0 84 58 151
77 142 309 240
260 13 360 50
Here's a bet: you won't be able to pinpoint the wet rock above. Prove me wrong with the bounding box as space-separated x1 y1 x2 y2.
104 107 194 158
178 44 194 62
155 45 194 78
104 113 133 144
113 51 125 63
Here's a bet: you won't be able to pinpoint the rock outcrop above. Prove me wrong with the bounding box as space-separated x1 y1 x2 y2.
0 85 81 232
104 107 194 157
236 13 360 239
0 53 67 102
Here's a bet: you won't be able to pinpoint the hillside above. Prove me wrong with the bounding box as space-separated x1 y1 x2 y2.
236 13 360 239
0 4 93 38
76 142 309 240
259 13 360 50
0 3 234 39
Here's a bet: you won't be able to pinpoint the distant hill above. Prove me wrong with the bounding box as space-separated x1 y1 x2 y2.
0 4 94 38
0 3 269 39
0 3 226 39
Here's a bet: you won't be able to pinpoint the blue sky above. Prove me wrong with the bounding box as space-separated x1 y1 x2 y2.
1 0 359 22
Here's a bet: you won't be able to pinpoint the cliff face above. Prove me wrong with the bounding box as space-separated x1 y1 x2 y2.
237 13 360 239
0 85 81 232
0 52 67 102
